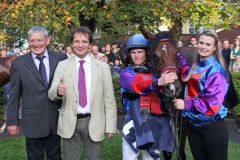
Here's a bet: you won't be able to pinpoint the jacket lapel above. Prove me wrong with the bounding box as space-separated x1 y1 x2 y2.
69 56 78 96
48 52 58 82
90 57 98 105
24 53 43 83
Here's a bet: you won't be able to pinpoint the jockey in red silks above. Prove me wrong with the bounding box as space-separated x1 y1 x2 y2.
119 34 178 160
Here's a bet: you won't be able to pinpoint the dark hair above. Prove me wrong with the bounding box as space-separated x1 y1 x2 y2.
114 57 120 61
71 26 93 43
190 36 197 40
222 39 229 43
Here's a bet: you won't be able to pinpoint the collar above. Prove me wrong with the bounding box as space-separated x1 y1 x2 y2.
199 55 216 67
31 50 49 59
75 54 91 64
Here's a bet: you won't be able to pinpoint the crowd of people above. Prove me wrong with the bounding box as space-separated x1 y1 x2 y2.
0 25 239 160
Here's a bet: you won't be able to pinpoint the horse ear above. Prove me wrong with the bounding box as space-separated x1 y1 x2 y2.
169 20 183 40
139 26 154 40
169 23 178 37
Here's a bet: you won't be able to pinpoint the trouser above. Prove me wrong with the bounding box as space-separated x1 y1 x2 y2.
122 137 160 160
188 119 228 160
63 117 101 160
26 130 61 160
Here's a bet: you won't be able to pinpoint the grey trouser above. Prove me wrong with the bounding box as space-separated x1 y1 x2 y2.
63 117 101 160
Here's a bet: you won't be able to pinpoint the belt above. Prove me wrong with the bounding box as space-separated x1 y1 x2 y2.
77 113 91 119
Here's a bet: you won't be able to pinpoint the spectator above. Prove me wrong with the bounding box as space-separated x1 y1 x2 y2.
111 42 120 58
57 43 65 53
188 36 198 47
230 38 240 66
100 46 106 53
6 26 67 160
48 26 117 160
0 47 7 58
177 40 184 48
218 41 223 53
232 55 240 72
91 44 104 60
105 43 115 64
102 54 114 74
221 39 231 69
65 46 73 57
230 43 234 50
174 30 229 160
112 57 123 76
20 48 29 55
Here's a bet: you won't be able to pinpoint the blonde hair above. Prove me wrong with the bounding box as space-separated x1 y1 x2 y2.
184 30 229 82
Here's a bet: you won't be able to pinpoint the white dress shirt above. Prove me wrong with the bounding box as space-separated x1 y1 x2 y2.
75 54 92 114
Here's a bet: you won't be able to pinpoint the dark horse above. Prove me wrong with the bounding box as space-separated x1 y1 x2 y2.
0 56 17 87
141 29 186 160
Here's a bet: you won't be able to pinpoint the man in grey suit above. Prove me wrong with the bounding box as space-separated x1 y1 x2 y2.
48 27 117 160
6 26 67 160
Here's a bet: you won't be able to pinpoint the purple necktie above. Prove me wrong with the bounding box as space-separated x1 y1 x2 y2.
78 60 87 107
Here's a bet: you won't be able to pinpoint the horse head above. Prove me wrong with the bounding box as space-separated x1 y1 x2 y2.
141 27 182 99
0 56 17 87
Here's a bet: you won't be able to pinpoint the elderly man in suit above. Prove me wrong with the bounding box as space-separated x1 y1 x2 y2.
48 27 117 160
6 26 67 160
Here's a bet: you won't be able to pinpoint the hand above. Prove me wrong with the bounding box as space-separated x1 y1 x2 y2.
57 78 66 96
106 133 114 140
7 125 19 136
173 98 185 110
158 70 178 86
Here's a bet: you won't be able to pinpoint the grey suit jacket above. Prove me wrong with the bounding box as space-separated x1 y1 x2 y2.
6 51 67 138
48 55 117 141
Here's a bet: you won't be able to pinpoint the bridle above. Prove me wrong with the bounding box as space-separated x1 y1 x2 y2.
149 37 183 160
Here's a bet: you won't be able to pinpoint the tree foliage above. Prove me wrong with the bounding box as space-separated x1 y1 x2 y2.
0 0 239 47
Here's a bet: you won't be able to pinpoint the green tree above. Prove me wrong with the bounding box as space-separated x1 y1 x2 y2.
0 0 239 47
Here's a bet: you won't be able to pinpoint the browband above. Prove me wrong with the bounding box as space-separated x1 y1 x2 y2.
159 38 170 42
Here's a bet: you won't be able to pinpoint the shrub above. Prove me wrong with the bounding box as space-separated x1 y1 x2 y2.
112 76 123 116
231 72 240 115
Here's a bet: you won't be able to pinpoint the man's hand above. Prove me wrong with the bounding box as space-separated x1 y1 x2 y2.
106 133 114 140
57 78 66 96
173 98 185 110
7 125 19 136
158 70 178 86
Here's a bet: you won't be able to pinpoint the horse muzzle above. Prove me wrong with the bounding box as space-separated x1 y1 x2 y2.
163 80 182 99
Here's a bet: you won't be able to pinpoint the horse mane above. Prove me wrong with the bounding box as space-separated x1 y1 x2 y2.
179 46 197 66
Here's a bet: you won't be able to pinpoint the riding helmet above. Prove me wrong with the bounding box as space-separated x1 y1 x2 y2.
126 34 149 50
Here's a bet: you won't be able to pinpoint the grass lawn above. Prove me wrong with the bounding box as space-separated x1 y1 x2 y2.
0 132 240 160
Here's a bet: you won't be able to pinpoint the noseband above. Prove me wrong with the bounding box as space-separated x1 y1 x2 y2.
160 66 179 76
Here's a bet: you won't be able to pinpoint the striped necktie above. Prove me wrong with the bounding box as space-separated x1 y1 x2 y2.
36 56 48 87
